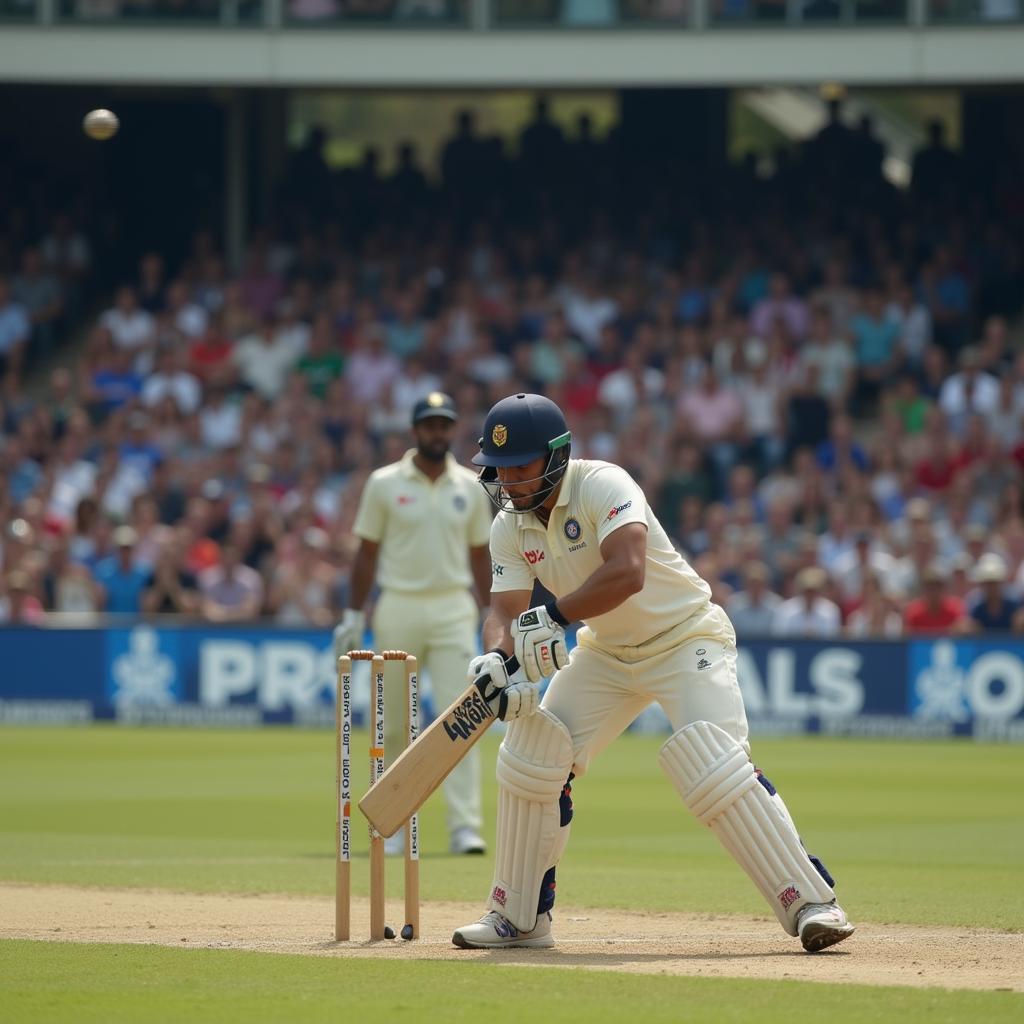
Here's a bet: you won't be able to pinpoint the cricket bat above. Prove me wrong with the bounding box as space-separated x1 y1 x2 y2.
358 656 518 838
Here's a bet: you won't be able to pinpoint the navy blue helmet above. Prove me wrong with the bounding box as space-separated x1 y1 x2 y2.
472 393 571 513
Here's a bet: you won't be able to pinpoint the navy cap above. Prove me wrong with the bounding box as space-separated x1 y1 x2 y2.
411 391 458 425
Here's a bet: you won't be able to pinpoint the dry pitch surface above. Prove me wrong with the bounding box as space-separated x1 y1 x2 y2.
2 884 1020 993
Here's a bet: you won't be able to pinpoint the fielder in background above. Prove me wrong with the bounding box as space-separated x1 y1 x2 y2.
333 392 493 855
452 392 855 952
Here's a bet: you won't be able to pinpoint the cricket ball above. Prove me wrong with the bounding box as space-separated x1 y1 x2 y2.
83 109 119 141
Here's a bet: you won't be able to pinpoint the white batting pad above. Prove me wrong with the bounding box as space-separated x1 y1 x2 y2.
660 721 835 935
487 708 574 932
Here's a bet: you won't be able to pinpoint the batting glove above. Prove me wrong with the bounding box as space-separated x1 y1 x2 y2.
332 609 365 660
496 680 541 721
512 605 569 683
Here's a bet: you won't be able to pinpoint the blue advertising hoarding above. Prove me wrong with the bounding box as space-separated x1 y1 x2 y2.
1 624 1022 740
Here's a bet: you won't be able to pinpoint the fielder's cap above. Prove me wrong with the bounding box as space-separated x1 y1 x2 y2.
971 552 1007 584
411 391 457 425
113 525 138 548
797 566 828 590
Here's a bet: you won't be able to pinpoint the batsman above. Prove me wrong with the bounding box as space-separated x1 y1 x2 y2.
452 392 854 953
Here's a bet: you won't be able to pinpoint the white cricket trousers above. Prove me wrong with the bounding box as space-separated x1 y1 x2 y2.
541 606 750 779
373 587 481 835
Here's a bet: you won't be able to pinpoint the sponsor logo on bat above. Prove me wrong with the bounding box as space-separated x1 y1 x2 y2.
443 689 496 742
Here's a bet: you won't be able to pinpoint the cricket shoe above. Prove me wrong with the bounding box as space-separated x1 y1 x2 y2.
452 910 554 949
449 827 487 855
797 900 855 952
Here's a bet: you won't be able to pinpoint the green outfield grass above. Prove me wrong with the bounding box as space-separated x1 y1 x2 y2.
1 727 1020 930
2 727 1022 1023
2 941 1021 1024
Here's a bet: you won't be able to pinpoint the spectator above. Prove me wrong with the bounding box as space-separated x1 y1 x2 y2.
296 313 344 398
677 363 743 486
771 566 841 637
165 278 209 340
188 314 235 386
198 543 265 622
750 273 808 341
832 530 896 603
816 414 868 475
800 306 855 410
269 527 338 626
737 338 786 472
234 312 306 400
94 526 150 614
845 573 903 638
100 286 156 353
851 287 901 411
85 347 143 419
938 346 1000 436
142 533 199 615
142 346 202 415
885 281 932 370
962 553 1022 633
40 213 92 288
903 563 965 634
0 276 31 383
0 569 45 624
12 247 64 352
726 561 782 638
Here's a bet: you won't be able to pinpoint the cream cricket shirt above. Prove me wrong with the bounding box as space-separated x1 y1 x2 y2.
354 450 492 593
489 459 715 648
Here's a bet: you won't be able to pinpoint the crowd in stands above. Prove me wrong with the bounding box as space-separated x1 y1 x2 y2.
2 98 1024 638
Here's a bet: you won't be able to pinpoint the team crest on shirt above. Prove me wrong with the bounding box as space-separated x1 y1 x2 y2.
492 423 508 447
564 518 581 541
453 495 467 512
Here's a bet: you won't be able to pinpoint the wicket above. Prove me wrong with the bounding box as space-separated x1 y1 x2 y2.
335 649 420 942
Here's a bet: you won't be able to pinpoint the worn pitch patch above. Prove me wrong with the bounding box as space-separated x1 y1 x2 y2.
0 884 1020 993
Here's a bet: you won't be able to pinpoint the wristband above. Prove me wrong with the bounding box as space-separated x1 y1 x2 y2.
545 601 570 628
488 646 512 661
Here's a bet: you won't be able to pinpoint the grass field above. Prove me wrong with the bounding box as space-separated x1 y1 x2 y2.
2 726 1022 1022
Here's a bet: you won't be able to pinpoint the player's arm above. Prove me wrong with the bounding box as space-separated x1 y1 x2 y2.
348 539 380 612
469 543 492 610
333 538 379 656
553 522 647 624
482 588 532 658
